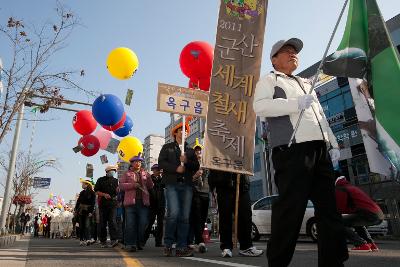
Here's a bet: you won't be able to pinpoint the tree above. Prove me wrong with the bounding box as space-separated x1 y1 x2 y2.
0 3 94 144
0 150 59 232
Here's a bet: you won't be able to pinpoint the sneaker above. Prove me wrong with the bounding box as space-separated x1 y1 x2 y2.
79 241 86 246
163 247 173 257
221 249 232 258
198 243 207 253
368 243 379 252
88 239 95 245
239 246 264 257
351 243 372 252
110 240 118 248
171 243 176 249
188 244 198 252
176 247 194 257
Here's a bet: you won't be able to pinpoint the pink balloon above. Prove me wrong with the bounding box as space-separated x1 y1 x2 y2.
94 127 113 149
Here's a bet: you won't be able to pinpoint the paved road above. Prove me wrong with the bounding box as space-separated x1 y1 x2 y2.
1 236 400 266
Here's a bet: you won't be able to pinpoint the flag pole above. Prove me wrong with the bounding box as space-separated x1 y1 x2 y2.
181 115 186 166
288 0 349 147
233 173 240 249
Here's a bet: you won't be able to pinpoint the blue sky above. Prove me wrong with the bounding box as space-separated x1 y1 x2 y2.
1 0 399 206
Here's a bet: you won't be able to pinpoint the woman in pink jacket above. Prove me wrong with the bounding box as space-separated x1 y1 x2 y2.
119 153 154 252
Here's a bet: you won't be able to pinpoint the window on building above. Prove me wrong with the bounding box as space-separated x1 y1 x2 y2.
343 91 354 109
326 88 341 99
254 152 261 173
327 95 345 116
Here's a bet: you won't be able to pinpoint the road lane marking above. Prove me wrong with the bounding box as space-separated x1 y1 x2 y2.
182 257 262 267
116 247 144 267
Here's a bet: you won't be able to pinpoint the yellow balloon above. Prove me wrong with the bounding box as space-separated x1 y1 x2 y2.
57 203 62 209
49 193 54 199
117 136 143 162
106 47 139 80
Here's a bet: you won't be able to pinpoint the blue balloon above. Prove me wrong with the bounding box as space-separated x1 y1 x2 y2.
92 94 124 126
113 115 133 137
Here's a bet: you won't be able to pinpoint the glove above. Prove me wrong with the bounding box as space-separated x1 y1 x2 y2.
297 94 316 110
329 148 340 162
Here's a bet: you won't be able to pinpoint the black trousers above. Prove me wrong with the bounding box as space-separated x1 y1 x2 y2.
342 210 383 246
99 206 118 243
268 141 348 267
79 214 92 241
144 207 165 245
216 186 252 251
189 192 209 244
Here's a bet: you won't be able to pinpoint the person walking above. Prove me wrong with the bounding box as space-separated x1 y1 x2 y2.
188 140 210 253
335 175 384 252
19 212 27 235
253 37 348 267
119 153 154 252
75 179 96 246
209 170 263 258
34 215 39 237
144 164 166 247
158 120 200 257
94 165 119 248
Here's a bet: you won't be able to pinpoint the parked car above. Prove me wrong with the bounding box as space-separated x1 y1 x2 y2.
367 219 388 236
251 195 318 242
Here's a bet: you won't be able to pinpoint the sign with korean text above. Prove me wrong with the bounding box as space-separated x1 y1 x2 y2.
157 83 209 117
33 177 51 189
203 0 268 175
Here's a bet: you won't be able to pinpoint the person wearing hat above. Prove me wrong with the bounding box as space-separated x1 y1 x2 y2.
94 165 119 248
335 175 384 252
144 163 166 247
188 139 210 253
158 119 200 257
119 153 154 252
253 38 348 266
75 179 96 246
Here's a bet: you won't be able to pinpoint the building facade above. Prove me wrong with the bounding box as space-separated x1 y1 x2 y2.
297 14 400 235
143 134 165 171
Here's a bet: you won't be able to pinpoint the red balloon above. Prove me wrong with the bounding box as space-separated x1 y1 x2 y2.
72 110 97 135
78 135 100 157
188 77 210 92
199 77 211 91
102 112 126 131
179 41 213 79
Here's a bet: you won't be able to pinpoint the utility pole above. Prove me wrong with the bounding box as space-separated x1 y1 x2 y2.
0 94 92 234
0 103 24 234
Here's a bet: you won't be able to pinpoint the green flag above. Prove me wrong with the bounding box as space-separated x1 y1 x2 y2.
323 0 400 177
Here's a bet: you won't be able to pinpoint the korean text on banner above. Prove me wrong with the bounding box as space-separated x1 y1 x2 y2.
157 83 209 118
203 0 268 175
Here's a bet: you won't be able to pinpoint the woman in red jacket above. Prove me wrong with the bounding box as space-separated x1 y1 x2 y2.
119 153 154 252
335 176 384 252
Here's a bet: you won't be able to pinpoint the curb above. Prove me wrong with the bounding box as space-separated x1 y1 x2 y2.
0 235 18 248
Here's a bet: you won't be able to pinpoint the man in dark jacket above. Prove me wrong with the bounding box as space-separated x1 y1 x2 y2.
75 179 96 246
94 165 119 248
209 170 263 258
158 120 200 257
144 164 165 247
188 140 210 253
335 176 384 252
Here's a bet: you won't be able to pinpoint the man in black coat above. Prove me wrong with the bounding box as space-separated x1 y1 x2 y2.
144 164 165 247
158 120 199 257
94 165 119 248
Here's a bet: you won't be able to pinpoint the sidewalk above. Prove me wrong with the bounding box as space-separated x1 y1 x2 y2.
0 235 30 267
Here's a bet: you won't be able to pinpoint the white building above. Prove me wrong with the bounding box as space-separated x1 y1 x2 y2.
143 134 165 171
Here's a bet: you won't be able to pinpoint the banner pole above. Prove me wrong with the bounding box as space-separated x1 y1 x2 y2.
233 173 240 249
288 0 349 147
181 115 186 166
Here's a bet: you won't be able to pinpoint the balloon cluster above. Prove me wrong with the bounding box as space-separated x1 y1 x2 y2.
179 41 214 91
71 47 142 162
47 193 65 210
